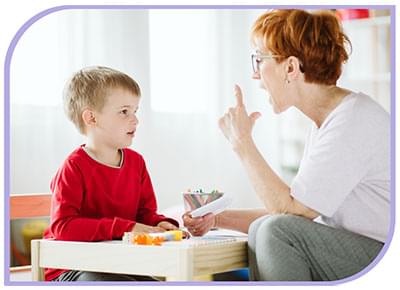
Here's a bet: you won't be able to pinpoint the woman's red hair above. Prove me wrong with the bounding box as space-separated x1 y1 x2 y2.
251 9 351 85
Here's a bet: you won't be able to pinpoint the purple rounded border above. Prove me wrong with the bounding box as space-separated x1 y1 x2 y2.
3 4 396 287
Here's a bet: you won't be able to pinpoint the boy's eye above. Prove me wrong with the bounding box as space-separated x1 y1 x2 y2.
121 109 128 115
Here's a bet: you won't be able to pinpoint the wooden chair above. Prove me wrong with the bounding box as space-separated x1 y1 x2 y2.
9 193 51 281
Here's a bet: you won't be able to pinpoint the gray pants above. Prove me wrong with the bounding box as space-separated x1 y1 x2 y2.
53 270 159 281
248 214 383 281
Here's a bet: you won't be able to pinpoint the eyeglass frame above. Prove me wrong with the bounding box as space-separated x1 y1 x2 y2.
251 54 281 74
251 53 305 74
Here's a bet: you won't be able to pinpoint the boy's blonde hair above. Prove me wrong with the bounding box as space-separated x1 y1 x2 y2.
63 66 141 134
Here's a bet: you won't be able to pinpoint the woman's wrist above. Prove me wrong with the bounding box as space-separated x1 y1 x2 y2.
233 137 256 158
213 214 219 228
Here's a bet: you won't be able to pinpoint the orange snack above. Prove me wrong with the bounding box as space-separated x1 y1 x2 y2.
133 233 150 245
133 233 165 246
151 236 165 246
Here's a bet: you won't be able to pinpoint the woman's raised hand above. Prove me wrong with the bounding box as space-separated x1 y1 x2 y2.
218 85 261 151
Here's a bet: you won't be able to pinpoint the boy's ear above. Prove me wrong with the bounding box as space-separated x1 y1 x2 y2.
82 109 96 127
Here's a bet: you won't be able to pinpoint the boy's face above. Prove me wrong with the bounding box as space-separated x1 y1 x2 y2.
91 87 140 149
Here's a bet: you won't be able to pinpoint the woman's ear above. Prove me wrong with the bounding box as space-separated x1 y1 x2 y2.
287 57 300 72
286 56 302 79
82 109 96 127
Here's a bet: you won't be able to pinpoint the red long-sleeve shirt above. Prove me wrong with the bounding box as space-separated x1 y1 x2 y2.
43 145 178 281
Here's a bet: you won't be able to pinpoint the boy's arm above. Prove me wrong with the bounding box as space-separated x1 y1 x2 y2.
136 162 179 228
48 160 135 241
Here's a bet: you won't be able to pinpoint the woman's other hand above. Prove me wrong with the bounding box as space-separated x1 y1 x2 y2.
182 212 216 236
219 84 261 150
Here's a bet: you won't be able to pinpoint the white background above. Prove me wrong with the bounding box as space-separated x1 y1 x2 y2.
1 0 398 289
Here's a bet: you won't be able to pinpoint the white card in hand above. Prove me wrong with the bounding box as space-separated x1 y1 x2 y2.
190 193 232 218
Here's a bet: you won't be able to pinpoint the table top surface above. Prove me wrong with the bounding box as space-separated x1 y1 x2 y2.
43 229 248 249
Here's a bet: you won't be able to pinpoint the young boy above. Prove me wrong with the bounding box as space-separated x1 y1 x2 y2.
43 66 179 281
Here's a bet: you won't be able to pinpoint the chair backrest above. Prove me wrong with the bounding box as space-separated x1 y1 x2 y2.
9 193 51 280
10 193 52 219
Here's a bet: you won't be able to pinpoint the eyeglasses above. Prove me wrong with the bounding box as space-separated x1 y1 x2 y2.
251 54 281 74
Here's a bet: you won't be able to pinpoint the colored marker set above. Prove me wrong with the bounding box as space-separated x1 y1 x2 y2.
183 189 223 212
183 188 232 218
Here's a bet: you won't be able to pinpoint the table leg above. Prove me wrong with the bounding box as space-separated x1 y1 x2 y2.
31 239 43 281
165 248 194 281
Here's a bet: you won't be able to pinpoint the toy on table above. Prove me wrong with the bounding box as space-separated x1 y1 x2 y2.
122 230 183 246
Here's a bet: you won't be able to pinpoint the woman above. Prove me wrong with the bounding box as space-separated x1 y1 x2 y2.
183 9 390 281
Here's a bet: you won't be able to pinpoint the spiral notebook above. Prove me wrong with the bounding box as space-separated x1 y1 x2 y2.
163 230 247 247
184 235 237 246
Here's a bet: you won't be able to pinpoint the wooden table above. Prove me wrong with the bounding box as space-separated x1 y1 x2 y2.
31 234 248 281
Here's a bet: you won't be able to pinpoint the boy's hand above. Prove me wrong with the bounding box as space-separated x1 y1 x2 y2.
157 221 179 231
131 222 165 234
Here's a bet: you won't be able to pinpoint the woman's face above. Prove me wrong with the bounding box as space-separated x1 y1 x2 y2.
253 39 293 114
